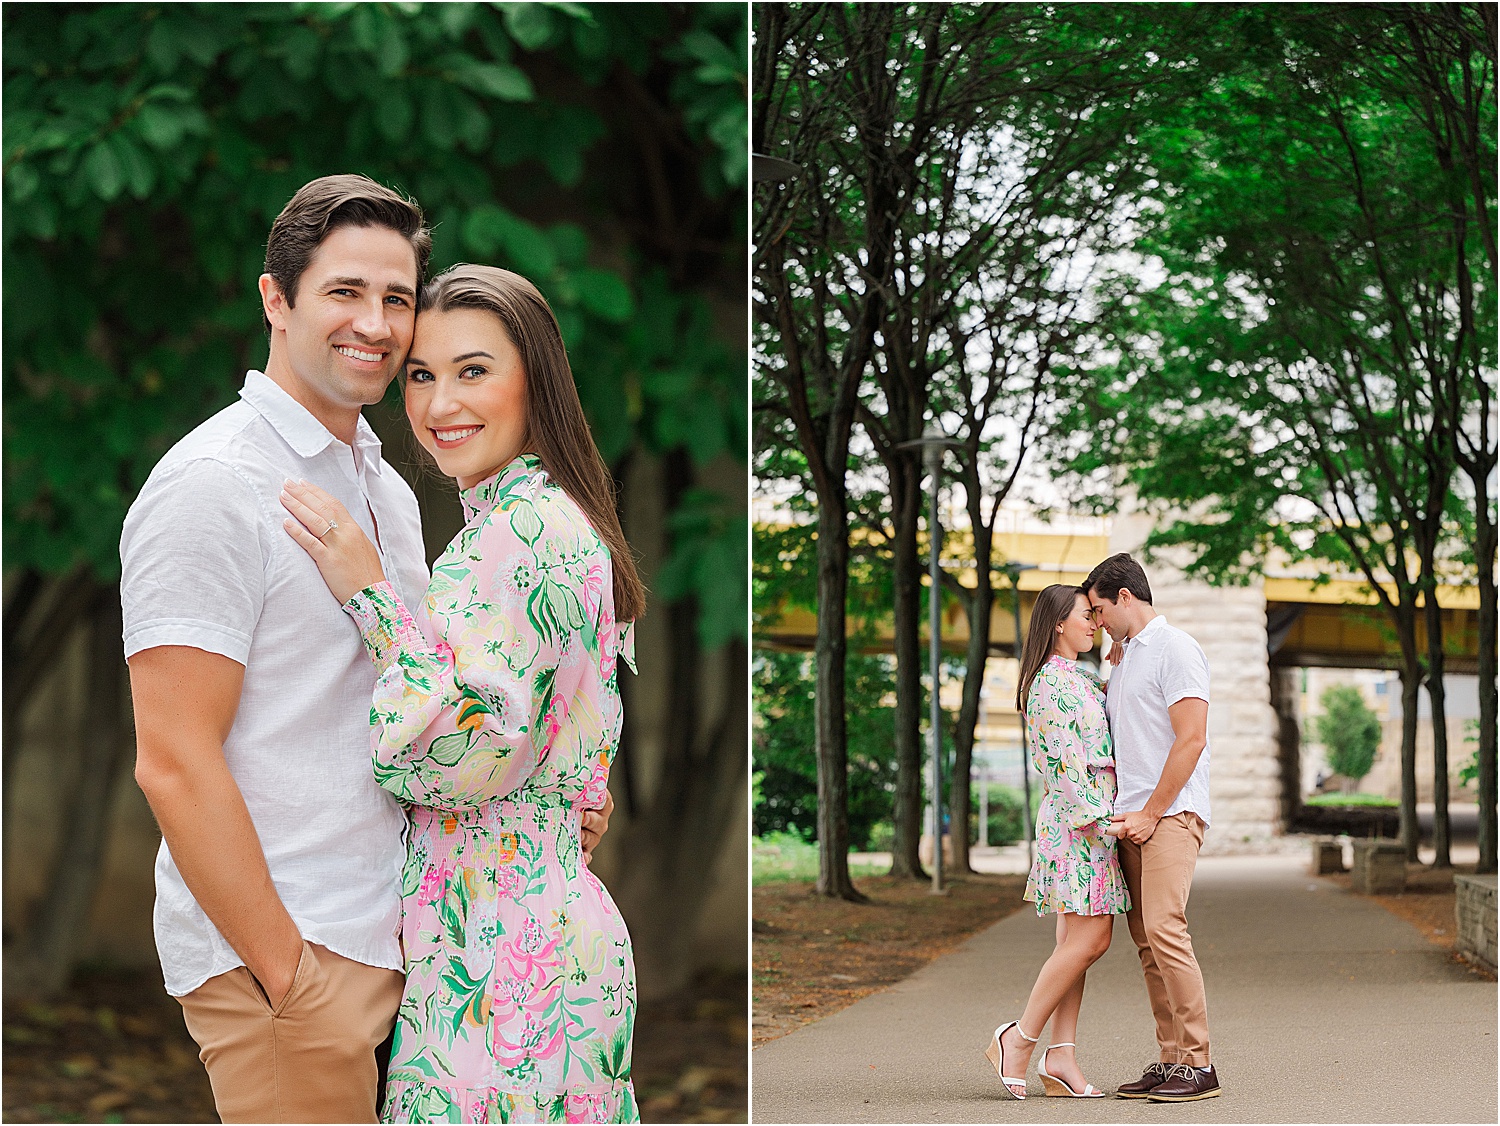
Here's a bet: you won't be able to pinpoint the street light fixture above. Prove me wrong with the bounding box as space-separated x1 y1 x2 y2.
999 561 1039 867
898 424 965 895
753 154 802 183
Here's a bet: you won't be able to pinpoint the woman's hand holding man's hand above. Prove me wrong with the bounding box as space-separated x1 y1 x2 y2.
280 479 386 605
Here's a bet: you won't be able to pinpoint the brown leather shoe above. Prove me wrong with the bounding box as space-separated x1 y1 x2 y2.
1146 1064 1221 1101
1114 1062 1169 1098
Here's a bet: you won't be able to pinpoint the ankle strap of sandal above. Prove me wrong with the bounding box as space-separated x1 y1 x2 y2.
1047 1042 1075 1050
1015 1023 1040 1043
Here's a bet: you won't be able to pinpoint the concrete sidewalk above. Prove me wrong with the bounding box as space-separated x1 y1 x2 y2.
751 855 1496 1124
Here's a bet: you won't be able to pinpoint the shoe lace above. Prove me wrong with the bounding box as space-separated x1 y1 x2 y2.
1163 1064 1198 1083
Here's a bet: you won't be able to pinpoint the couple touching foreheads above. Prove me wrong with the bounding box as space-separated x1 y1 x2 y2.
983 555 1223 1103
122 175 643 1123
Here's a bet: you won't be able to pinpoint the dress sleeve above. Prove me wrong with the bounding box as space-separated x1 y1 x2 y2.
1027 667 1113 832
341 489 596 811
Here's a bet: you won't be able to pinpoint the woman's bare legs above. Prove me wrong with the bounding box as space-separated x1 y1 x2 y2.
995 912 1113 1096
1039 913 1091 1093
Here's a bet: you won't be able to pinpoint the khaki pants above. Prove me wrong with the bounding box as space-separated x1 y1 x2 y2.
177 941 404 1123
1117 811 1211 1066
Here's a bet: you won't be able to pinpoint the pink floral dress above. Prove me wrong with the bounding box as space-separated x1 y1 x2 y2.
1022 655 1130 917
343 453 638 1124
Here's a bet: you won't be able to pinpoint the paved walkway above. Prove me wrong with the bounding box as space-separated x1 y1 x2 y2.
751 855 1497 1123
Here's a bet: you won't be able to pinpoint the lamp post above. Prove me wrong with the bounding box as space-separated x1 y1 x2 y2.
999 561 1038 867
898 425 964 894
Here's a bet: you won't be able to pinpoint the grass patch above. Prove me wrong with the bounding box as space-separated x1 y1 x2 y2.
1304 792 1398 808
752 832 886 885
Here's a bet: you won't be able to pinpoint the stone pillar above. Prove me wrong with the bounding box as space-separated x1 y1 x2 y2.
1108 511 1284 854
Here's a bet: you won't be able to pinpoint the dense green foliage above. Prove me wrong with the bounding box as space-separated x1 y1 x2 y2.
1314 684 1383 788
971 783 1025 849
1050 6 1491 569
752 650 900 851
4 2 747 648
753 2 1495 874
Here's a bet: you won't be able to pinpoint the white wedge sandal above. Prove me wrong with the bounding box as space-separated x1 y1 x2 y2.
983 1020 1038 1099
1038 1042 1106 1098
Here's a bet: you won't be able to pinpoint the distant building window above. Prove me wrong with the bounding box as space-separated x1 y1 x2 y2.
1374 681 1386 696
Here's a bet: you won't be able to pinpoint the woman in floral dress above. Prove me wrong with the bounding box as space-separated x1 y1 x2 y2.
984 584 1129 1101
281 265 645 1123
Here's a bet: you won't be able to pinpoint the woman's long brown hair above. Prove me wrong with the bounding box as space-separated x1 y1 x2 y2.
419 264 646 622
1015 584 1085 712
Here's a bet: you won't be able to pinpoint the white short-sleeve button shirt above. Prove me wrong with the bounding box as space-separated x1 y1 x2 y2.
1104 614 1212 827
120 370 431 996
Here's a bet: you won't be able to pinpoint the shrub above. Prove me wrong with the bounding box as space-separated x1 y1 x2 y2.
1314 684 1382 792
970 783 1025 846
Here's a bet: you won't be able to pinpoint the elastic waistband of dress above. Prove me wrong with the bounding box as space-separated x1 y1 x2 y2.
409 796 582 829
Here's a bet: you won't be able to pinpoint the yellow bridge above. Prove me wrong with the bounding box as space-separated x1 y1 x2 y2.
755 528 1482 673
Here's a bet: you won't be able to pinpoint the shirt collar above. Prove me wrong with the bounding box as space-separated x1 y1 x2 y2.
460 452 545 522
1124 614 1167 648
238 370 383 473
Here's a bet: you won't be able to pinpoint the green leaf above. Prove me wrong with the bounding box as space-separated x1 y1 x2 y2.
573 267 633 323
464 206 556 277
549 224 588 266
503 3 556 51
174 19 225 67
82 141 123 200
113 134 155 198
7 162 40 203
373 84 414 144
135 103 185 149
679 29 739 73
144 19 180 74
421 81 462 149
450 59 534 102
374 12 409 77
280 25 322 81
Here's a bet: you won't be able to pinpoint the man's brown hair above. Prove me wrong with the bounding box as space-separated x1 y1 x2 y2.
1082 552 1153 605
262 174 431 333
419 263 647 622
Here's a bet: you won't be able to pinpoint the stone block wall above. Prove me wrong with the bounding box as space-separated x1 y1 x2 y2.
1455 874 1497 973
1109 513 1285 854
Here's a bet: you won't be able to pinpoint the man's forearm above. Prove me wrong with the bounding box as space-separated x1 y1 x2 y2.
137 742 303 1001
1142 737 1206 820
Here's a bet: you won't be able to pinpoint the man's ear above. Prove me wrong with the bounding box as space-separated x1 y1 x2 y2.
260 273 289 332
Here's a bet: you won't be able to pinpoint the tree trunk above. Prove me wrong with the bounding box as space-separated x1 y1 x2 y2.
1422 583 1450 868
3 568 97 821
7 587 126 999
814 492 865 901
949 572 992 877
1475 510 1498 874
1397 646 1422 863
888 463 926 880
610 451 749 998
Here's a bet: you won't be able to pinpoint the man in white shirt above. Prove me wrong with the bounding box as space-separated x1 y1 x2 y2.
121 175 611 1122
1083 553 1221 1103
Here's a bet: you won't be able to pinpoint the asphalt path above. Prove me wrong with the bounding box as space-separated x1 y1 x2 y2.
750 855 1496 1124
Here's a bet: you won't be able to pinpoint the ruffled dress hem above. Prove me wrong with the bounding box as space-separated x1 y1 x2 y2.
1023 852 1131 917
382 1079 638 1124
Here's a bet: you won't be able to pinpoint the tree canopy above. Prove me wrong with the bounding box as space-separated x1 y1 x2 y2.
4 1 748 654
